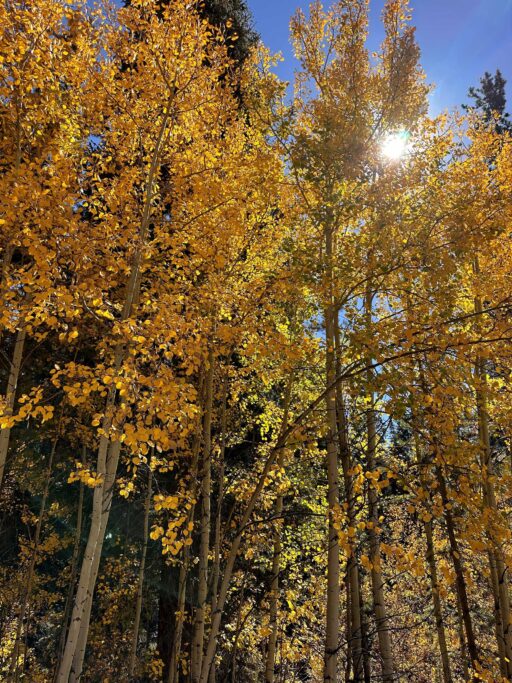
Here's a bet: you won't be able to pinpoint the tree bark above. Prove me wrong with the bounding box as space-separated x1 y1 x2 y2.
128 460 153 679
488 549 508 678
230 583 246 683
264 373 293 683
473 258 512 673
168 424 203 683
198 390 296 683
209 378 228 683
68 441 122 683
167 548 190 683
455 588 470 682
436 467 480 674
54 447 86 682
474 340 512 675
334 320 364 683
191 348 215 683
323 222 340 683
365 286 393 682
411 417 453 683
0 327 26 488
424 519 453 683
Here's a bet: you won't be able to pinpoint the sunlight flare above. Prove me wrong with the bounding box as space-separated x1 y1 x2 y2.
381 130 411 160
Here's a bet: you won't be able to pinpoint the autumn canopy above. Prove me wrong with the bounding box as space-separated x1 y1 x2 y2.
1 1 512 682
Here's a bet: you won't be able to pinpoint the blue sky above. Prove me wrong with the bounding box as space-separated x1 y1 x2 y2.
249 0 512 114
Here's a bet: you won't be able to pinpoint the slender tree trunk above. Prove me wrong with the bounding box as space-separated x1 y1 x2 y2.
209 379 228 683
128 461 153 679
334 321 364 683
359 577 371 683
480 435 512 677
198 392 296 683
323 221 340 683
411 419 453 683
343 568 352 683
366 403 394 682
54 447 86 682
488 549 508 679
191 348 215 683
264 475 284 683
424 519 453 683
473 334 512 675
436 467 479 674
0 327 26 488
168 422 204 683
59 304 130 682
473 258 512 673
365 286 393 682
417 361 476 679
265 373 293 683
167 547 191 683
56 103 172 682
0 110 37 489
68 441 122 683
9 419 61 682
230 584 246 683
455 588 470 682
338 419 365 683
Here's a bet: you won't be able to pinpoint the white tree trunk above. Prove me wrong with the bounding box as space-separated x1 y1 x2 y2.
55 103 172 682
191 348 214 683
128 461 153 678
0 327 26 487
323 223 340 683
365 286 393 682
264 374 293 683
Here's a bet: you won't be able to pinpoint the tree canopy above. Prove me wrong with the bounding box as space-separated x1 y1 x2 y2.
1 1 512 682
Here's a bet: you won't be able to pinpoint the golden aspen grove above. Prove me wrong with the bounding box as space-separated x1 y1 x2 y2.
0 0 512 681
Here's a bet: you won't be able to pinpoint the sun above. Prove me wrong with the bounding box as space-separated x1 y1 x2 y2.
381 130 411 160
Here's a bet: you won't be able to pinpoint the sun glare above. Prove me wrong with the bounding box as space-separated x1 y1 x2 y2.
381 130 410 160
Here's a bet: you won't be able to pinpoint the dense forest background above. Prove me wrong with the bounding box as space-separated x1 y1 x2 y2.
1 1 512 682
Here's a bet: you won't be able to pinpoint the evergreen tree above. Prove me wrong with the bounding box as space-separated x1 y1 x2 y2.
197 0 258 65
465 69 511 132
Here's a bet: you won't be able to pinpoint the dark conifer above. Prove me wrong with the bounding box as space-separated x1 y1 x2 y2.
465 69 511 133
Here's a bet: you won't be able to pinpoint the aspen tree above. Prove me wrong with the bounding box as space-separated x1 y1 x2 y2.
472 157 512 673
55 446 86 677
0 0 98 488
365 284 394 682
191 347 215 682
335 318 366 682
412 415 453 683
128 458 153 679
0 330 26 487
56 3 247 678
289 3 427 679
264 372 294 683
168 428 203 683
8 412 63 682
209 377 228 683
